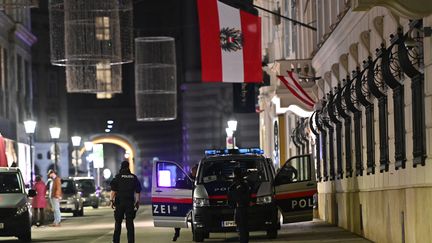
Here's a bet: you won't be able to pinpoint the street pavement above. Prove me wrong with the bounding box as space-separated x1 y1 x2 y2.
0 206 372 243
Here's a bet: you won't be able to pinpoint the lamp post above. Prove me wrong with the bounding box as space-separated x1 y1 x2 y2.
226 128 234 149
71 136 81 177
84 141 93 177
227 120 237 148
24 120 37 186
49 127 61 172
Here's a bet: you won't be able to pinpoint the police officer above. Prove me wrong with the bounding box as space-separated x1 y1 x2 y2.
110 161 142 243
228 167 250 243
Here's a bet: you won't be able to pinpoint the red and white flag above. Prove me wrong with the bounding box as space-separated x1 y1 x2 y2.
277 71 316 108
197 0 262 83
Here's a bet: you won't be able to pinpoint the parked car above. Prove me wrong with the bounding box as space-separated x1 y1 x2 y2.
60 178 84 216
73 177 100 209
0 167 36 242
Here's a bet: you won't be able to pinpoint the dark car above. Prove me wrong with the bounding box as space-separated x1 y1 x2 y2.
73 177 100 209
60 178 84 216
0 167 36 242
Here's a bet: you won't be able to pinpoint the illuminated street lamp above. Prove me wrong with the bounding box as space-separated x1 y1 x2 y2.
49 126 61 172
227 120 237 132
226 127 234 149
84 141 93 177
24 120 37 186
227 120 238 148
71 136 81 176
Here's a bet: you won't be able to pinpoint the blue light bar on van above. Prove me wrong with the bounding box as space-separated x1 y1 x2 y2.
205 148 264 156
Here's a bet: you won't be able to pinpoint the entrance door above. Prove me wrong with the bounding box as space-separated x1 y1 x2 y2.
151 161 193 228
274 154 317 224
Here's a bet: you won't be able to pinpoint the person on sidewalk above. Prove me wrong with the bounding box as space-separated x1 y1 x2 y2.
47 169 62 227
32 175 47 226
110 161 142 243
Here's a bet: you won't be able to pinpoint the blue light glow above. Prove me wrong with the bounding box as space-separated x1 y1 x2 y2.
205 148 264 156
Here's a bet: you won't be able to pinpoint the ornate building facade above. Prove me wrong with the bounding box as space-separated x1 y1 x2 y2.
257 0 432 242
0 4 37 183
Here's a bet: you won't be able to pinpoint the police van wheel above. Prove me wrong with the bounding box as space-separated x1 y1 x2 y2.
192 229 205 242
266 229 278 239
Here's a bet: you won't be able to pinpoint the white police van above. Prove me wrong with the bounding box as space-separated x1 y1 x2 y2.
151 148 317 242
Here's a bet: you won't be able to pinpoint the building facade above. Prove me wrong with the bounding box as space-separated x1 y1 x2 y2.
31 0 69 178
0 4 37 184
257 0 432 242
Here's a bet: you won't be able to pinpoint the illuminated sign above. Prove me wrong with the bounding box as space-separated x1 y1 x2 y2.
93 144 104 168
158 170 172 187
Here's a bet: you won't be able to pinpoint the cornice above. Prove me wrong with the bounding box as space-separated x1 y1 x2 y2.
352 0 432 19
312 10 366 74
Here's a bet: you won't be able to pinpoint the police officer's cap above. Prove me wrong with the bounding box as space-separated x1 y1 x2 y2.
120 160 129 169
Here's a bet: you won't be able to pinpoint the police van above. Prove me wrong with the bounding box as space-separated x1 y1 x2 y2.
151 148 317 242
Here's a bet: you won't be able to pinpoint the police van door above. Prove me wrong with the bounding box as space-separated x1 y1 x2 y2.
274 154 317 224
152 161 193 228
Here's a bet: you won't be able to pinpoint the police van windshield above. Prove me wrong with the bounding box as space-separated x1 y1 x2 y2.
0 173 22 193
198 158 268 185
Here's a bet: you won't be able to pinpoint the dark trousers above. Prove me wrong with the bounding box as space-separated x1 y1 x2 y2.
113 202 136 243
235 207 249 243
33 208 44 225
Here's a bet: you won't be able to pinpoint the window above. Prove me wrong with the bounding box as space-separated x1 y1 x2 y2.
198 158 268 187
95 16 110 41
76 180 96 193
61 180 76 194
275 155 311 185
156 162 191 189
96 62 112 91
0 173 21 193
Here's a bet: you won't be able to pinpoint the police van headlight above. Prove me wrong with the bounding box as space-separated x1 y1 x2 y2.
256 195 273 205
193 198 209 207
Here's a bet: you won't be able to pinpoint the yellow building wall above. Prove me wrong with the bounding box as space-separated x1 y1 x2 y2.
318 187 432 243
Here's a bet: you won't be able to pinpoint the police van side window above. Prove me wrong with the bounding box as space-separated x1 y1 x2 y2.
156 162 192 189
275 156 311 185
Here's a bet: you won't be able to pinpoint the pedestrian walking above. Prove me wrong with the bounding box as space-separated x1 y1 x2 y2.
172 164 198 241
47 169 62 227
110 161 142 243
32 175 47 226
228 167 250 243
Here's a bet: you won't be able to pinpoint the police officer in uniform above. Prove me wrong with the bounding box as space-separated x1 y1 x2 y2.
228 167 250 243
110 161 142 243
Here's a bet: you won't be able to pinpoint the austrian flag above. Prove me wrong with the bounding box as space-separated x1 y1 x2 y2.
277 71 316 109
197 0 262 83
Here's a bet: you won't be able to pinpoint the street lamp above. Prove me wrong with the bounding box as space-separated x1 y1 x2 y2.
49 126 61 172
84 141 93 177
24 120 36 186
71 136 81 176
226 127 234 149
227 120 237 132
227 120 238 148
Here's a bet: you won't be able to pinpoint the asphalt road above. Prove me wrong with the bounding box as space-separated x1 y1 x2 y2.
0 206 371 243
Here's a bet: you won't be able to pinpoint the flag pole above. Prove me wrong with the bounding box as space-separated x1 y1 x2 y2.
252 4 317 31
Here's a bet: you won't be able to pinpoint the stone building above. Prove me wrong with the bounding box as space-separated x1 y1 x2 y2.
0 3 37 183
257 0 432 242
